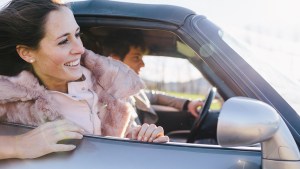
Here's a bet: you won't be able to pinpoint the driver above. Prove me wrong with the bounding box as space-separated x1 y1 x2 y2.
103 29 204 124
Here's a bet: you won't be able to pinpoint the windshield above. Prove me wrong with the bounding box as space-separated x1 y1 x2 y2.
221 29 300 115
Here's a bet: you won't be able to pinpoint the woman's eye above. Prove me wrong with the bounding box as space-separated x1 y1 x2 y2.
58 39 68 45
58 32 81 45
76 32 82 38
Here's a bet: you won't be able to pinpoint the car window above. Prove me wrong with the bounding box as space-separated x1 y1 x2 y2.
222 30 300 115
140 55 222 111
79 27 226 144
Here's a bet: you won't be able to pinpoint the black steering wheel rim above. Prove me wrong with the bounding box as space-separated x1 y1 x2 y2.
187 87 217 143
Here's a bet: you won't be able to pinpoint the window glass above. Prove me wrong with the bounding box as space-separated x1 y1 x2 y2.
140 55 222 111
221 30 300 115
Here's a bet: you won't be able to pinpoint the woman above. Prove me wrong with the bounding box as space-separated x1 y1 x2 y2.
0 0 168 159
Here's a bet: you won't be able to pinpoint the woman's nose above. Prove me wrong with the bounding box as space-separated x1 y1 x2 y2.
71 38 84 55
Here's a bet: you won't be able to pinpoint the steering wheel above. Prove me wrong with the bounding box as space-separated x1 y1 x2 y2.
187 87 217 143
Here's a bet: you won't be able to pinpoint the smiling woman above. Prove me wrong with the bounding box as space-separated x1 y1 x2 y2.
0 0 169 160
0 0 85 159
21 6 85 93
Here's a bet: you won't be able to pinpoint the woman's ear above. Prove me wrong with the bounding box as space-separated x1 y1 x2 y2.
16 45 36 63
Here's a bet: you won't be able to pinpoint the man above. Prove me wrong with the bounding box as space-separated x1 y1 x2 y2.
103 29 203 124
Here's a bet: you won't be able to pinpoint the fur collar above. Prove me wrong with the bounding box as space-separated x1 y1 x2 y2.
82 49 145 99
0 49 145 137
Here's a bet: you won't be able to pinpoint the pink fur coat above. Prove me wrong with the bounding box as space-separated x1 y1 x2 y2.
0 49 144 137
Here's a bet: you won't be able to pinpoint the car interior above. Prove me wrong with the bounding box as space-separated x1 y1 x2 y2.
81 27 194 59
81 26 223 144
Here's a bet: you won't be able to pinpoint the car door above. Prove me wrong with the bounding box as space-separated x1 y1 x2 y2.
0 122 261 169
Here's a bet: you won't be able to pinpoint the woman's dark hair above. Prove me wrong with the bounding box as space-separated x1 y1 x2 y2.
0 0 66 76
103 29 147 61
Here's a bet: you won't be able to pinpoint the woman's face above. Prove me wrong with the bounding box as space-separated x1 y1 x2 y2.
31 6 84 90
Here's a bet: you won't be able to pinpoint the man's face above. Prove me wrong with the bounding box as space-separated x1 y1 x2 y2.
122 46 145 75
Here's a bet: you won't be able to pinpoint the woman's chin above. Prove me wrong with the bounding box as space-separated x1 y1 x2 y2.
72 73 84 81
67 71 83 81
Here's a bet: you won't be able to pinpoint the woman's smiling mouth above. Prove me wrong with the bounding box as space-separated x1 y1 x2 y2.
64 59 80 67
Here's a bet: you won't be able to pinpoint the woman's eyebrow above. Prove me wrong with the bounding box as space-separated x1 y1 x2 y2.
56 27 80 40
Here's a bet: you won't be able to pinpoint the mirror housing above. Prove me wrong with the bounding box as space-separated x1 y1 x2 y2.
217 97 300 169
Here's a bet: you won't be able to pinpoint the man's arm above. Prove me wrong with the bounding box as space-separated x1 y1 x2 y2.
144 90 203 118
144 90 187 110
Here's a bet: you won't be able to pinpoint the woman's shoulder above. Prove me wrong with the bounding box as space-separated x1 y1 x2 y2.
0 71 46 103
82 49 145 99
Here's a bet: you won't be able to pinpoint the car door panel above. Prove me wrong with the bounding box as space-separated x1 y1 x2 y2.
0 123 261 169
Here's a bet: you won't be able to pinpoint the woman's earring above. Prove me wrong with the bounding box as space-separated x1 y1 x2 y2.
29 59 35 63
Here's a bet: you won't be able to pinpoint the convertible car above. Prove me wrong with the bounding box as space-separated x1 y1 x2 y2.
1 0 300 169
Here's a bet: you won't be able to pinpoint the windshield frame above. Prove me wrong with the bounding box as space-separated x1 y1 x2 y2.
174 14 300 146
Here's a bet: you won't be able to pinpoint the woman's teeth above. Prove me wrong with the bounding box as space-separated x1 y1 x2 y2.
64 59 80 67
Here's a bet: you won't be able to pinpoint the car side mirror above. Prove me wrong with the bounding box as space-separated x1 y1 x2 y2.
217 97 300 169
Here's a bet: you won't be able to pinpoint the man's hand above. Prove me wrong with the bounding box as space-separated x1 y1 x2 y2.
188 100 204 118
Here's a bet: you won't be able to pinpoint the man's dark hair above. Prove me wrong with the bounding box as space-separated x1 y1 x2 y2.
103 29 147 61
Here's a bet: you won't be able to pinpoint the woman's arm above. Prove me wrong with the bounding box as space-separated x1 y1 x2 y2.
0 135 17 159
0 120 84 159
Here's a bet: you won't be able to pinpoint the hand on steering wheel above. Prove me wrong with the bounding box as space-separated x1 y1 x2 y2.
187 87 217 143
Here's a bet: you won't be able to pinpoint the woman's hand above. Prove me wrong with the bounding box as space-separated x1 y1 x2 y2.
14 120 84 159
128 123 169 143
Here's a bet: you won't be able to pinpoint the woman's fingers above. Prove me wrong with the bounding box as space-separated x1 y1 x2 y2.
137 123 149 141
129 125 141 140
148 126 164 142
52 131 83 142
51 144 77 152
142 124 157 142
39 120 84 143
131 123 168 143
153 136 169 143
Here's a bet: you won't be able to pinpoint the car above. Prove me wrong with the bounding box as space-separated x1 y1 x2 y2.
1 0 300 169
